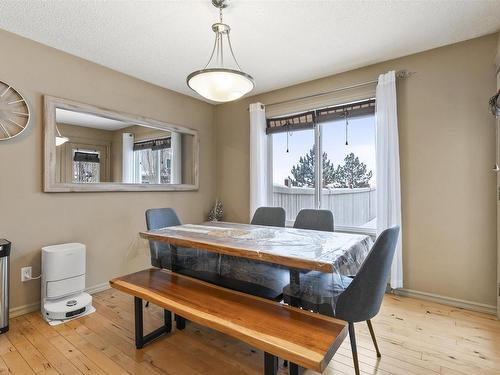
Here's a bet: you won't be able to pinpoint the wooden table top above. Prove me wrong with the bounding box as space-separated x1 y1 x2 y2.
140 221 373 273
110 268 347 372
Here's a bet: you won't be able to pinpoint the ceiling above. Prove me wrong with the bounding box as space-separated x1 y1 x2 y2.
56 109 132 130
0 1 499 103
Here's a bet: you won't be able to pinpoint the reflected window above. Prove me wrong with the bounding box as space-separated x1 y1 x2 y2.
73 150 101 183
133 137 175 184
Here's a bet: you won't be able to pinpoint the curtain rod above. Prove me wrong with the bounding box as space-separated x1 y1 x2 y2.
263 70 415 108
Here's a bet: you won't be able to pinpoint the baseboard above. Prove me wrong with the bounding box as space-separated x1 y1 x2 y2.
393 288 497 315
84 282 111 295
9 281 112 318
9 302 40 318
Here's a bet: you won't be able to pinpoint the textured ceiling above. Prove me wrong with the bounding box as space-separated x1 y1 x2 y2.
0 0 499 103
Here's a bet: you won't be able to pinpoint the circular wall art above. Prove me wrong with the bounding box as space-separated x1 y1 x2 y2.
0 80 30 141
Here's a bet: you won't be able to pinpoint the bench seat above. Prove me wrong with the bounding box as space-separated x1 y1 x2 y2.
110 268 347 374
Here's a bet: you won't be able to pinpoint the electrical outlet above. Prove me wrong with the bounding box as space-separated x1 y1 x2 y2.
21 266 32 282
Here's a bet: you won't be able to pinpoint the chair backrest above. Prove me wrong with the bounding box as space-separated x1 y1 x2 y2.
293 209 334 232
145 208 181 268
335 226 400 322
251 207 286 227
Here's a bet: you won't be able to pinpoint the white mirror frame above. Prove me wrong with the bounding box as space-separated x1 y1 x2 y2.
44 96 199 192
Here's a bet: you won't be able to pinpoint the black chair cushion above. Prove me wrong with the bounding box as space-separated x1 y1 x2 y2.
283 272 353 315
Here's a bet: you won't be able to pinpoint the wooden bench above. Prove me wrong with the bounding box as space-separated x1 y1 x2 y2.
110 268 347 375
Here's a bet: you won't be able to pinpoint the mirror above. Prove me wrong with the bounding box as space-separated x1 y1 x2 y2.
44 96 199 192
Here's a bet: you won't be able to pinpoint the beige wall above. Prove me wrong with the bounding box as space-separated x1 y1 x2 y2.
215 34 499 306
0 29 216 311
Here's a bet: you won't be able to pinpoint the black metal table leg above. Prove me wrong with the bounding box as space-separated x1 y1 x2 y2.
289 362 305 375
175 315 186 330
134 297 172 349
264 352 278 375
287 269 304 375
170 245 187 330
289 269 301 307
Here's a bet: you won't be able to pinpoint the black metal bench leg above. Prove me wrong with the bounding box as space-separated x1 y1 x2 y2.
264 352 277 375
134 297 144 349
134 297 172 349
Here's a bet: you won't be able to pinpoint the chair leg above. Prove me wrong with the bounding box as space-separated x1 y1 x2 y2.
366 319 381 358
348 322 360 375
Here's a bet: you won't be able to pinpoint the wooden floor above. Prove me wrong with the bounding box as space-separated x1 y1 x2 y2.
0 289 499 375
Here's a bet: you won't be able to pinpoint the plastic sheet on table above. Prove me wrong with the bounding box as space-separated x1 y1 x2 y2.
146 222 374 314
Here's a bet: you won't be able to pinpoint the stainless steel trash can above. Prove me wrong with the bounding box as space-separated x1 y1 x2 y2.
0 240 10 333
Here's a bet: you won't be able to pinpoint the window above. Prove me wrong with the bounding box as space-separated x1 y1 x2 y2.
270 100 376 233
72 150 101 183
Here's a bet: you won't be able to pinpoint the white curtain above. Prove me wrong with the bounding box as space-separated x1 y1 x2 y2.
170 132 182 184
376 71 403 289
122 132 134 183
249 102 270 220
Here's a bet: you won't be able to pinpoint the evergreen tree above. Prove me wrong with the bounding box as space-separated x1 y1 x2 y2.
288 149 372 188
334 153 372 188
288 148 336 187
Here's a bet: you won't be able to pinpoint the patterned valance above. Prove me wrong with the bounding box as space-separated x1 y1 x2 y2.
133 137 171 151
266 99 375 134
266 111 316 134
73 151 100 163
316 99 375 123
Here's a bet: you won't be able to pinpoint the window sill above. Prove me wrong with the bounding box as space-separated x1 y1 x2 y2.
284 221 377 237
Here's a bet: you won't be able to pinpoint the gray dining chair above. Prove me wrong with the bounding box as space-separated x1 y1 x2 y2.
251 207 286 227
293 209 334 232
283 226 400 375
145 208 220 277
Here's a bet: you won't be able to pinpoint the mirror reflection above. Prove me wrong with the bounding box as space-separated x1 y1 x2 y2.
54 109 194 185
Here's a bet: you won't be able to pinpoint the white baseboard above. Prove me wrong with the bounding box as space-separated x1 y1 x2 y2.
9 282 112 318
10 302 40 318
393 288 497 315
84 282 111 295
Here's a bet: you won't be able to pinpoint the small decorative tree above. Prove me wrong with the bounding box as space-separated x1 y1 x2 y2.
208 199 224 221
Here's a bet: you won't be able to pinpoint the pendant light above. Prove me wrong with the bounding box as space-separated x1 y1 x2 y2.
187 0 254 103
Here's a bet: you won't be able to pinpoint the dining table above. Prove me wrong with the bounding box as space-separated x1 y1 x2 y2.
140 221 374 308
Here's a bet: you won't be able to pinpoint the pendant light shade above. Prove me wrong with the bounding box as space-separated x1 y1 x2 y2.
187 68 254 103
55 136 69 146
187 0 254 102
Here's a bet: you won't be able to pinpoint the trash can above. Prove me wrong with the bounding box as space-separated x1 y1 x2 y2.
0 239 10 334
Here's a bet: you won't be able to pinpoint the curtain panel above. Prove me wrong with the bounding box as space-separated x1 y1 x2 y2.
249 102 270 220
375 70 403 289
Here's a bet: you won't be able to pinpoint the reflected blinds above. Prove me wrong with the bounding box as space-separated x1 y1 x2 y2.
73 151 100 163
133 137 171 151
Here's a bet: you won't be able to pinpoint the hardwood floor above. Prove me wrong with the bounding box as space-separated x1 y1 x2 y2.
1 289 499 375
